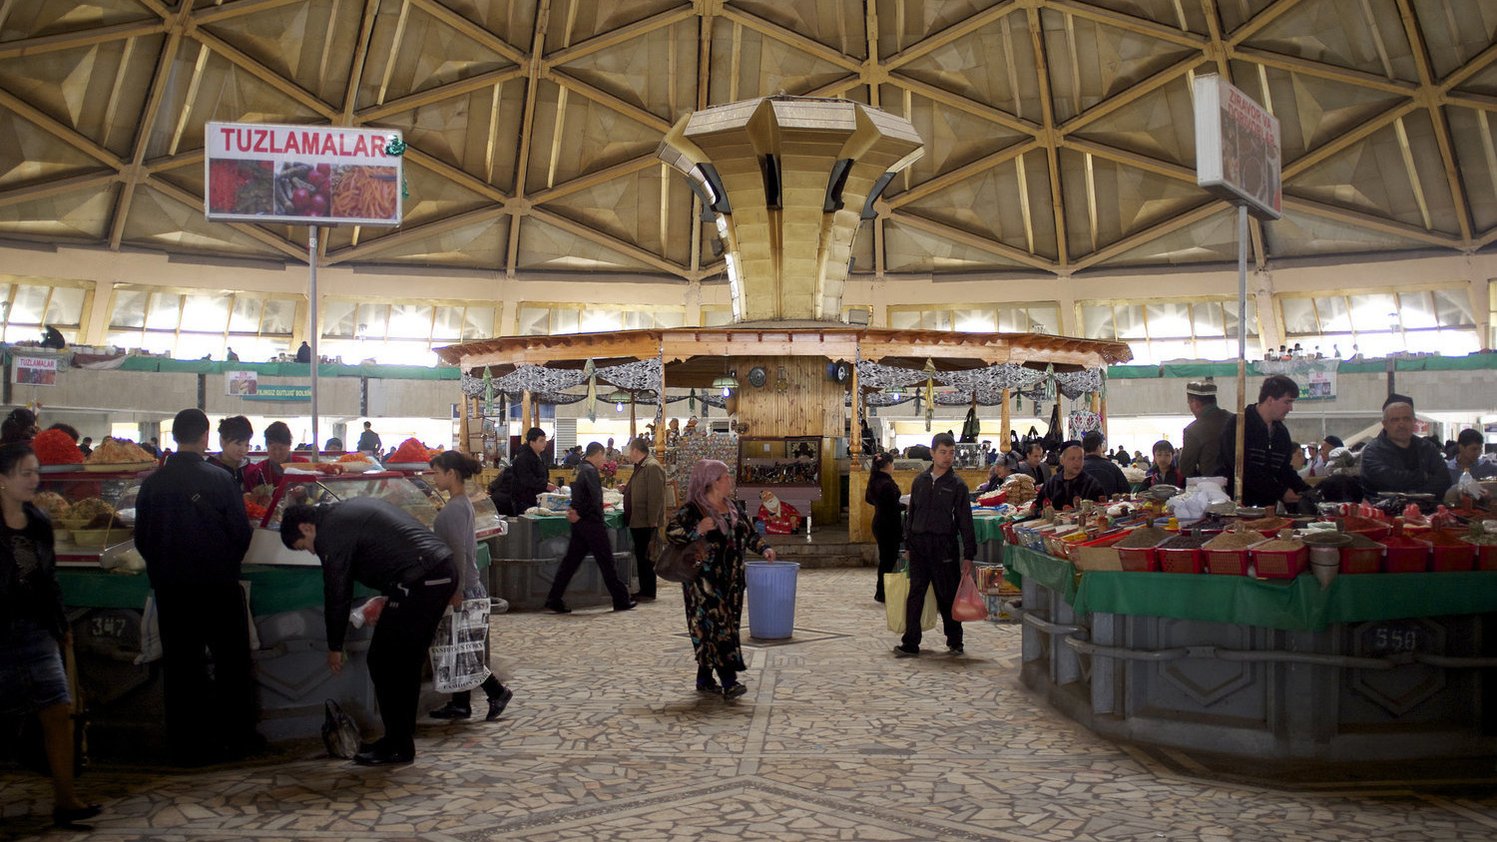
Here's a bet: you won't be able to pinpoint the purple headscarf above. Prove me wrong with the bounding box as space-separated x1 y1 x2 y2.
687 458 738 532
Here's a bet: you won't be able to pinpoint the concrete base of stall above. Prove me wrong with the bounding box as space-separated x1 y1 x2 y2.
1018 573 1497 763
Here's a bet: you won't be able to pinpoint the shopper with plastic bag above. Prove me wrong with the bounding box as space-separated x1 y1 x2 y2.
281 497 457 766
425 451 514 722
893 433 977 658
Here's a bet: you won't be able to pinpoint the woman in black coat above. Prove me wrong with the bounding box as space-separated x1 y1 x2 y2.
864 452 905 603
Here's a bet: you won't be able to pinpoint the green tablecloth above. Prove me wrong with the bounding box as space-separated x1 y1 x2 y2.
524 511 624 540
973 516 1009 544
59 544 490 615
1003 545 1497 631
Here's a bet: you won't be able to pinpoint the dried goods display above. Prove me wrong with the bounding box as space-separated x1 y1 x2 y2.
86 439 155 464
34 491 71 519
33 429 83 465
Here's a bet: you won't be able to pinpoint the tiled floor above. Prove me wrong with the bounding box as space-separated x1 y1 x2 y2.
4 568 1496 841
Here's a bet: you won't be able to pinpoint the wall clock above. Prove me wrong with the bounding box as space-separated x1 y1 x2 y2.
746 365 768 388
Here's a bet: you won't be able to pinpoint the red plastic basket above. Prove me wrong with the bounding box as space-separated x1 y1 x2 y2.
1251 544 1308 579
1203 534 1268 576
1117 545 1159 572
1339 535 1384 574
1380 535 1431 573
1471 541 1497 571
1427 531 1476 572
1157 546 1204 574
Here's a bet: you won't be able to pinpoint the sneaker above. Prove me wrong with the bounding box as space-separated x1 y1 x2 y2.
893 644 920 658
696 681 722 694
722 682 748 700
544 600 571 614
428 702 472 720
486 686 514 721
947 645 965 656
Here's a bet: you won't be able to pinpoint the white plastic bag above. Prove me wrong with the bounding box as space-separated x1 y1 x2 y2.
429 598 491 693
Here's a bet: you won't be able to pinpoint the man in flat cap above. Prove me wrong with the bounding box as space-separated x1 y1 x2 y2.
1360 394 1452 499
1178 379 1233 479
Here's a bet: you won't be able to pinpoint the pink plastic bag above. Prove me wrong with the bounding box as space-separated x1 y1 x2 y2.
951 562 988 622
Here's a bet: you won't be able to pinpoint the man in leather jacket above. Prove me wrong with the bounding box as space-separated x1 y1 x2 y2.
281 497 457 766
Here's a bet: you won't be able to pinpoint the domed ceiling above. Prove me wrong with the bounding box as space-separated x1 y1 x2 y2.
0 0 1495 281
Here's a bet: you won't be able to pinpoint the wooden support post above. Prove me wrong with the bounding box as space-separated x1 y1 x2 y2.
459 391 471 454
655 351 667 460
849 365 862 469
1000 388 1012 448
629 393 637 440
521 388 532 433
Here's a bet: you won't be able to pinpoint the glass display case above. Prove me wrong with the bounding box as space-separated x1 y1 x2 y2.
36 467 151 566
737 436 821 486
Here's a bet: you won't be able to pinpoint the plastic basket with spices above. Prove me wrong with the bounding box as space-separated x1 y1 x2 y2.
1157 532 1210 574
1379 535 1431 573
1114 526 1170 572
1203 531 1269 576
1339 533 1386 574
1250 537 1308 579
1427 530 1476 572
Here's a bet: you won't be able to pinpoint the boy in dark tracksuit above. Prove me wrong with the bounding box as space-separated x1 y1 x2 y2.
895 433 977 657
544 442 634 613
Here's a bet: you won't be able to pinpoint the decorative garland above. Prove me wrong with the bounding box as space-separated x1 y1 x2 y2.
597 356 663 392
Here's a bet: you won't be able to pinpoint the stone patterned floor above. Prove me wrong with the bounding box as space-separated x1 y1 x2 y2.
4 568 1497 841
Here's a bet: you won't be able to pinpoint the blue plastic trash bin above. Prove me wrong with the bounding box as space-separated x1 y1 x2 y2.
746 561 799 640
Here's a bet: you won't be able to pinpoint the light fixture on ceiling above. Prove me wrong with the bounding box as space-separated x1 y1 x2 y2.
603 388 630 411
711 355 738 397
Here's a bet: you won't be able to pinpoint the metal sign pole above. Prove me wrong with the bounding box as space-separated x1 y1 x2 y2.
1234 204 1247 504
308 224 320 456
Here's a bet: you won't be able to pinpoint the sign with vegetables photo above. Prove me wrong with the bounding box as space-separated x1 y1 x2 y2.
204 122 403 226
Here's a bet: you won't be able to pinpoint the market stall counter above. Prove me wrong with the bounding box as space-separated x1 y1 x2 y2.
486 510 633 610
1007 543 1497 762
55 465 498 759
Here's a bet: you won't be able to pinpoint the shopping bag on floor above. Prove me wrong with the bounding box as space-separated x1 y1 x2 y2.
321 700 361 759
883 573 938 633
951 562 988 622
429 598 491 693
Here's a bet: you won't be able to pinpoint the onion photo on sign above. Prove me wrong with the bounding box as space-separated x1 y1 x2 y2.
274 161 332 217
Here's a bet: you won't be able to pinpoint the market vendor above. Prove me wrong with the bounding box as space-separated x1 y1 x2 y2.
1178 379 1233 478
756 489 802 534
1219 375 1310 508
240 420 309 491
1361 394 1452 499
490 427 556 515
1036 444 1104 509
1448 428 1497 483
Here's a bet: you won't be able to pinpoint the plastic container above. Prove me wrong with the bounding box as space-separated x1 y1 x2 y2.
745 561 799 640
1157 534 1208 574
1339 533 1385 574
1466 540 1497 571
1379 535 1431 573
1427 531 1476 572
1117 545 1160 572
1342 516 1392 542
1203 533 1269 576
1251 542 1309 579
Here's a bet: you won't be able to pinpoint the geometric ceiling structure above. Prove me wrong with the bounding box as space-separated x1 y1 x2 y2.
0 0 1495 284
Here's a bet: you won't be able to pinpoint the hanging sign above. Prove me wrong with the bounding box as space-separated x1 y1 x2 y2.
1258 358 1338 401
12 355 58 385
226 370 259 396
1194 74 1282 220
243 383 313 402
204 122 403 226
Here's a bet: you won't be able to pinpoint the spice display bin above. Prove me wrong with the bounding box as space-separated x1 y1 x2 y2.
1339 534 1385 574
1251 544 1308 579
1379 535 1431 573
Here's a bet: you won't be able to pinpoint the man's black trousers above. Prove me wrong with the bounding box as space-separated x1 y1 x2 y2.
900 534 963 651
154 582 258 763
547 520 632 608
369 559 457 756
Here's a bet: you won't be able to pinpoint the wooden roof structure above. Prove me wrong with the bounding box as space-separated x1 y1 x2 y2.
436 326 1132 388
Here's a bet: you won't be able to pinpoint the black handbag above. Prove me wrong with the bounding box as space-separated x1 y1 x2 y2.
655 539 708 583
321 700 361 759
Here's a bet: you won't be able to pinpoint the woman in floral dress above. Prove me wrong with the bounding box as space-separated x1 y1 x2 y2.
666 459 776 699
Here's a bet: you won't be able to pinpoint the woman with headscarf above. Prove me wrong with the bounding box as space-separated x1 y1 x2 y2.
665 459 776 699
1 407 39 445
864 452 904 603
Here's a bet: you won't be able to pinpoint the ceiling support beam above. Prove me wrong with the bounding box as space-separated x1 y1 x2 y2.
357 67 524 122
543 4 697 69
1282 195 1465 248
886 140 1042 208
0 20 165 59
1395 0 1472 243
148 176 308 261
1281 101 1419 180
716 5 863 73
109 5 193 250
324 205 509 264
882 1 1017 71
506 0 552 278
529 207 689 278
890 211 1059 273
0 172 120 209
1071 200 1228 271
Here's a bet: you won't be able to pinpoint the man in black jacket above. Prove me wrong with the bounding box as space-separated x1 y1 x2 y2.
1220 375 1311 508
1038 443 1105 509
280 497 457 766
1081 431 1130 497
1360 394 1452 499
134 408 258 765
496 427 555 515
894 433 977 658
544 442 634 614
